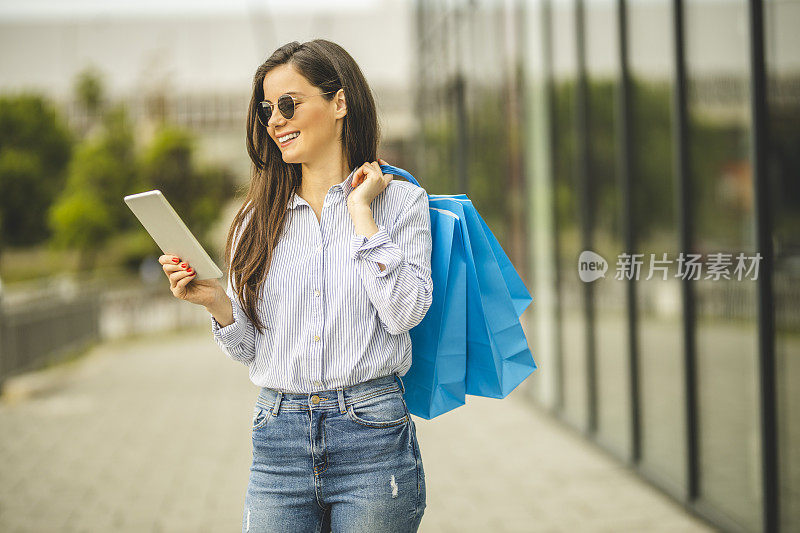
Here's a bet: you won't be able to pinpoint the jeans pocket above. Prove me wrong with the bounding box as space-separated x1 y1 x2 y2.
346 389 409 428
252 404 273 431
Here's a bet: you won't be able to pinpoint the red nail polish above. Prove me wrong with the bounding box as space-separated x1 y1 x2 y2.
187 268 193 273
172 258 180 263
180 263 187 268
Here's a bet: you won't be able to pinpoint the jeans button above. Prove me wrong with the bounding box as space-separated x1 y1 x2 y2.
311 395 320 405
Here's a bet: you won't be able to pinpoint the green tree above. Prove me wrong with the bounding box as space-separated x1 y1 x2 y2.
74 67 104 115
97 103 139 230
468 85 512 247
0 94 73 252
73 67 106 137
48 189 113 271
48 103 138 269
138 125 237 244
0 149 45 246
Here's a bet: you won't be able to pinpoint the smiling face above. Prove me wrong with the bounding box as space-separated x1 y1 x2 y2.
261 63 346 165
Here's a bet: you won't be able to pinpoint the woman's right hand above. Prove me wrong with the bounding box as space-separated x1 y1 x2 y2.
158 254 222 308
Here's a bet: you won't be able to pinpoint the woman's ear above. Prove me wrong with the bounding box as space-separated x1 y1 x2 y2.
334 88 347 119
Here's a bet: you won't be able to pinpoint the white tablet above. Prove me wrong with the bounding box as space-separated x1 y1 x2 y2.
123 190 224 280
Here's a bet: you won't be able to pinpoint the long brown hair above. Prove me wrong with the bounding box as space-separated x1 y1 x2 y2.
223 39 380 334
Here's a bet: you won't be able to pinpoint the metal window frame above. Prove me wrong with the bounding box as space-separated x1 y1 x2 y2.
748 0 778 529
414 0 778 529
671 0 700 508
551 0 778 530
574 0 598 437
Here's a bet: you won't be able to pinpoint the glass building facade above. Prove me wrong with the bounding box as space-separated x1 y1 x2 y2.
411 0 800 531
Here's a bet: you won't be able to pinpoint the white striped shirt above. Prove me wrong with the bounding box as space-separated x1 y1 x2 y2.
210 166 434 393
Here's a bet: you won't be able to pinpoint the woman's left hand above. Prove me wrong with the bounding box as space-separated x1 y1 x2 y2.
346 159 392 211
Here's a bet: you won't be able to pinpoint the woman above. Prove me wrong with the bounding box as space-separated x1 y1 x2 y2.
158 39 432 533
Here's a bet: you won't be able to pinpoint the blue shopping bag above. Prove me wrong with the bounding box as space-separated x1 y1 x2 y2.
404 205 467 419
427 196 536 398
377 164 466 418
475 208 532 317
379 164 536 408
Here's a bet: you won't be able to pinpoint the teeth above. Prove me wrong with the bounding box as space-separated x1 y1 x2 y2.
279 132 299 143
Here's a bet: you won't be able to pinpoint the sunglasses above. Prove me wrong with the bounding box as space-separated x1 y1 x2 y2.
256 90 341 126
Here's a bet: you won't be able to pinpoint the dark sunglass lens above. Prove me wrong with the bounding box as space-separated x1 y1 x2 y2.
257 102 272 126
277 95 295 119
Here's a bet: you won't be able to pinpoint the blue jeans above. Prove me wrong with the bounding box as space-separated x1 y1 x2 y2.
243 372 426 533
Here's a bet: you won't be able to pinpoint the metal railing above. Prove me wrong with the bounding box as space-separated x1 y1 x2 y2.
0 277 210 390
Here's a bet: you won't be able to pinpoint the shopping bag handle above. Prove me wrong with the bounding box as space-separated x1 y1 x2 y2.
379 164 421 188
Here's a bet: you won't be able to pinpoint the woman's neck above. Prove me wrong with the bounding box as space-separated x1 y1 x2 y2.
298 158 352 203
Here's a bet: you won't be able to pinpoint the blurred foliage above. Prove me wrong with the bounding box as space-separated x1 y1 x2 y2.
0 94 74 251
688 111 753 250
0 68 239 281
415 85 513 247
630 80 676 251
48 189 114 271
47 103 138 270
467 86 512 247
418 73 751 265
138 125 238 250
552 76 745 252
417 115 455 195
73 66 106 138
551 79 580 267
48 116 238 272
587 79 621 246
74 67 104 116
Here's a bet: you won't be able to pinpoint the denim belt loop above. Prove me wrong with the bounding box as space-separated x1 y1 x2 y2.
337 387 346 414
394 372 405 394
272 390 283 416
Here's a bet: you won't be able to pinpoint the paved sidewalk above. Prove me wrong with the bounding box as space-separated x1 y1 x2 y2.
0 326 713 532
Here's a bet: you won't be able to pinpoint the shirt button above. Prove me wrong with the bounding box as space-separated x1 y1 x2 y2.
314 335 320 342
314 290 320 297
317 244 323 252
313 380 323 388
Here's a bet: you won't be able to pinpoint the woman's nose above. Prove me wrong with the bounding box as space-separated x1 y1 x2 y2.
268 108 285 128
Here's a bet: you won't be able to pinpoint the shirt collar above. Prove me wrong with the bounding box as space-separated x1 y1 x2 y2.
287 166 358 210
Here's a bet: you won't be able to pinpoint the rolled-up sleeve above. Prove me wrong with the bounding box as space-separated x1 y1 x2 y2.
210 279 256 366
350 187 433 335
210 208 256 366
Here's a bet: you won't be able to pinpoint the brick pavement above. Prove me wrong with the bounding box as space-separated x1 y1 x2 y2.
0 326 713 532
